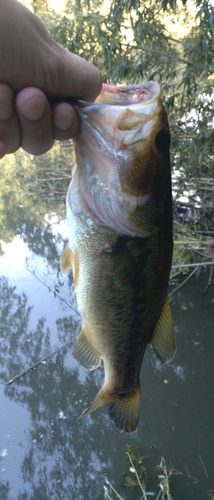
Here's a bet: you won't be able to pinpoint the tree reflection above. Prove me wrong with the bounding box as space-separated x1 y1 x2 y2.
0 143 73 264
0 483 12 500
0 276 51 385
0 276 119 500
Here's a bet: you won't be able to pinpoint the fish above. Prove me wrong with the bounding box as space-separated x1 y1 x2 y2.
60 81 176 433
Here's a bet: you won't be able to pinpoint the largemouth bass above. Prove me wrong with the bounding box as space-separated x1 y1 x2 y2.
61 81 176 433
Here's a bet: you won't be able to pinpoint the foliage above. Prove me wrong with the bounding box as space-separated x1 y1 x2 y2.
122 445 149 493
104 445 174 499
104 444 214 500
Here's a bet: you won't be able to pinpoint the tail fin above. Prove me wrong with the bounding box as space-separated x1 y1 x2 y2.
79 382 141 433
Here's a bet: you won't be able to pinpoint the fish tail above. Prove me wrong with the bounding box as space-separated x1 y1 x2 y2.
79 382 141 433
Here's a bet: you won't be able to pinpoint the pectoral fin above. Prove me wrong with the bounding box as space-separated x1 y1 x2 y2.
60 246 79 289
150 296 176 363
73 326 102 370
60 246 73 274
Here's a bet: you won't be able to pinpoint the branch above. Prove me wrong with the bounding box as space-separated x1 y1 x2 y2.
169 267 198 296
171 261 214 269
6 340 73 386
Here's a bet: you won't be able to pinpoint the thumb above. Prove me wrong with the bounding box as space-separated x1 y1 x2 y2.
0 0 102 102
47 46 102 102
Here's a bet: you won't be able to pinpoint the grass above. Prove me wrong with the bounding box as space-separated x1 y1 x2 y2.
104 448 174 500
104 447 214 500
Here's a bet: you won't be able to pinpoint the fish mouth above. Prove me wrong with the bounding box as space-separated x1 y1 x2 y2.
71 82 169 238
96 81 161 105
77 81 161 107
75 81 163 152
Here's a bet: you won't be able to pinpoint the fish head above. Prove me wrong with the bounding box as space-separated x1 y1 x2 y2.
71 81 171 237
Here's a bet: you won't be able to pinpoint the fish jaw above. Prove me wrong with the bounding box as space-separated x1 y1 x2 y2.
70 81 171 238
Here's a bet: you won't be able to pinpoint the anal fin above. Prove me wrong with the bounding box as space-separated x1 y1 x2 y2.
73 326 101 370
150 295 176 363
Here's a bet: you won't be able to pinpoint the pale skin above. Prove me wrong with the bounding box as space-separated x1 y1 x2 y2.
0 0 102 158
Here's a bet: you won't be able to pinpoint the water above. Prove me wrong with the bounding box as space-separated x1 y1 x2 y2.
0 168 214 500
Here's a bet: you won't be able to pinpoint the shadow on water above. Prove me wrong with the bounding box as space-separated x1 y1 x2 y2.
0 150 214 500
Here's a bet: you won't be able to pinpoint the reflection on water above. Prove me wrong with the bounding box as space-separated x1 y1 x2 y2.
0 157 214 499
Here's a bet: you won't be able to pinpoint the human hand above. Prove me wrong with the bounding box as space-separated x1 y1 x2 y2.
0 84 82 157
0 0 102 157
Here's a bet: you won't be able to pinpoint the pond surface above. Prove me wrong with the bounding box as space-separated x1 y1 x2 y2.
0 157 214 500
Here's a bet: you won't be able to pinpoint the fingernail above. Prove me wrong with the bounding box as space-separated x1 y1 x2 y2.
20 96 46 121
54 109 73 130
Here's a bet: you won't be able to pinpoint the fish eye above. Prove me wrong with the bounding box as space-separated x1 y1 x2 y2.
155 130 171 151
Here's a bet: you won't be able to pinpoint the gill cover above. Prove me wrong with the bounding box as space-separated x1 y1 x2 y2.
72 82 168 238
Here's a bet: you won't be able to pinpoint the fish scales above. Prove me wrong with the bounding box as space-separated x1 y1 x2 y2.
60 81 176 432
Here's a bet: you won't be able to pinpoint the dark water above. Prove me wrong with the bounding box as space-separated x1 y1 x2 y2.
0 166 214 500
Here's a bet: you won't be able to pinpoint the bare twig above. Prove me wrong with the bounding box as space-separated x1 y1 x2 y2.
198 455 209 479
168 461 198 483
104 479 124 500
203 265 213 295
6 340 73 386
25 263 81 317
171 261 214 269
169 267 198 296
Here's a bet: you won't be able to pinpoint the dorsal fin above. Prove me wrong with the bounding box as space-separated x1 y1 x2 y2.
150 295 176 363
